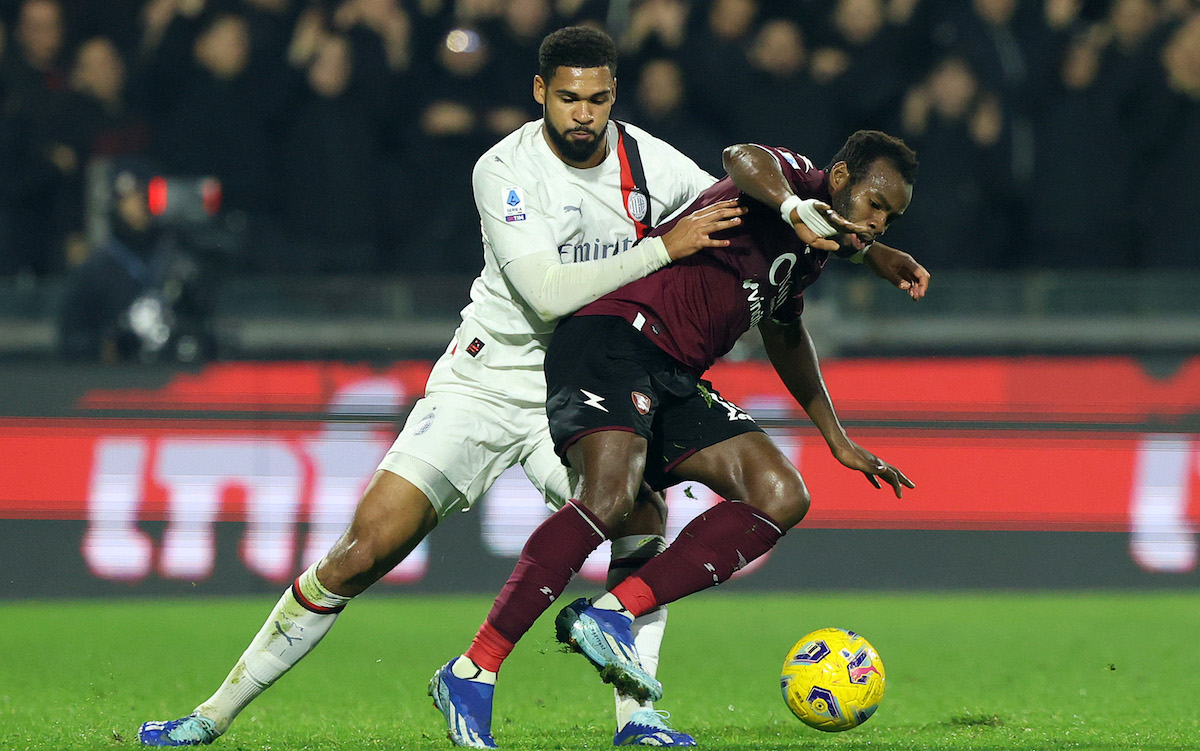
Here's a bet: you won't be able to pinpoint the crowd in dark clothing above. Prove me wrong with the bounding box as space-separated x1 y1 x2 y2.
2 0 1199 284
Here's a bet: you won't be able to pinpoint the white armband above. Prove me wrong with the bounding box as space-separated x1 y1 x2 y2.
779 194 837 237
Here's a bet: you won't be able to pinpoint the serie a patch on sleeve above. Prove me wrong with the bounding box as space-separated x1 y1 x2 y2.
503 186 526 222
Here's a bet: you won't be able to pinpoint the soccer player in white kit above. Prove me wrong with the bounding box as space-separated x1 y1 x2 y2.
138 26 745 749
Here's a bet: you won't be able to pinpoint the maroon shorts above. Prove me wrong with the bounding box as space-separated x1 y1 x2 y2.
545 314 764 491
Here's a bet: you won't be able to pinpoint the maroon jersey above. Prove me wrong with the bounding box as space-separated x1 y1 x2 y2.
576 145 830 374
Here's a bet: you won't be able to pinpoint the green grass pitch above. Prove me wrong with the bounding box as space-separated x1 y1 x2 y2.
3 590 1198 750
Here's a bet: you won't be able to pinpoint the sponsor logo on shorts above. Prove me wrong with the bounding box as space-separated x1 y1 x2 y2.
631 391 651 415
581 389 609 412
466 338 485 357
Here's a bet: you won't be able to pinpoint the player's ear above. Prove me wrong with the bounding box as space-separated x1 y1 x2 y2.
533 74 546 105
828 161 850 194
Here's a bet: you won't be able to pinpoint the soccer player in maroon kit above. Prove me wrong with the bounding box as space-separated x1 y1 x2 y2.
438 130 926 735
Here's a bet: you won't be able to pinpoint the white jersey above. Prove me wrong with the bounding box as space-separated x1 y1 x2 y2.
382 119 713 512
427 119 715 405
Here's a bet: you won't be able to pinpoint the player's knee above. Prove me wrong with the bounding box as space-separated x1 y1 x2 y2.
752 467 810 529
579 462 648 527
634 485 668 523
786 482 812 527
580 485 638 528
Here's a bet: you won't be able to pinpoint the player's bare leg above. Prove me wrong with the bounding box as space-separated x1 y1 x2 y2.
590 431 805 618
534 432 664 703
558 432 804 721
319 470 442 595
437 435 663 743
671 431 811 530
139 470 439 747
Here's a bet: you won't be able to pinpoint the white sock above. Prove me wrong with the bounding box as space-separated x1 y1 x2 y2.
591 591 632 617
451 655 497 685
194 561 351 733
616 606 667 729
605 534 668 729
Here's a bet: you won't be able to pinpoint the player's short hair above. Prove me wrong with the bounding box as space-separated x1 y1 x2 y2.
538 26 618 83
827 130 919 186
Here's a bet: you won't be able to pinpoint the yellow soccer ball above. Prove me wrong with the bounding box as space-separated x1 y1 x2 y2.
780 627 886 732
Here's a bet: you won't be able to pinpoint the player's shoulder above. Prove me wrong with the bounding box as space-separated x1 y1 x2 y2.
474 121 543 178
615 119 690 160
751 144 819 174
615 119 714 192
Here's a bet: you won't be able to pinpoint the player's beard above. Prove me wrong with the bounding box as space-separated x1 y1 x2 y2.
545 117 604 164
830 190 854 227
829 189 872 253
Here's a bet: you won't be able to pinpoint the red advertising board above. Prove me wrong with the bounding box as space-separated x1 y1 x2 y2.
1 357 1197 586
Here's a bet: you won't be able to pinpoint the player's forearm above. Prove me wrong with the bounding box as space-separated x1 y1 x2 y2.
760 319 851 449
722 144 794 211
862 242 898 272
503 237 671 322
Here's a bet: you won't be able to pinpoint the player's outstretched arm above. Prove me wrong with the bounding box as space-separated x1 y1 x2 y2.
502 200 743 322
722 143 874 253
864 243 930 300
759 317 914 498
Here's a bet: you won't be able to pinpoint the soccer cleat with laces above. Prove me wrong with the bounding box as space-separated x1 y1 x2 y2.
613 709 697 747
138 714 220 746
555 598 663 703
429 659 499 749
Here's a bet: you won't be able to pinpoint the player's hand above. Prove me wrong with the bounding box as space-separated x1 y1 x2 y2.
786 201 872 253
831 441 914 499
864 244 930 300
661 199 746 261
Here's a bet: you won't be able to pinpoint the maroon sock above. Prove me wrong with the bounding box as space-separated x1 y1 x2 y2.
480 500 608 651
614 501 784 616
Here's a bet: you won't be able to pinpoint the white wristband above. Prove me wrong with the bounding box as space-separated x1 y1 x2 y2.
779 195 837 237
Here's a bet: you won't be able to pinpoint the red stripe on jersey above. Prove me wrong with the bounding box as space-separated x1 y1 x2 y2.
615 128 651 239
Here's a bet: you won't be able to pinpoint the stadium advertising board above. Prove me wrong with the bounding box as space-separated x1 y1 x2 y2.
1 358 1197 595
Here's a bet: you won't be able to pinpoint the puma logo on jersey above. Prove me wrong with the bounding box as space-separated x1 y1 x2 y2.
581 389 609 412
563 203 582 214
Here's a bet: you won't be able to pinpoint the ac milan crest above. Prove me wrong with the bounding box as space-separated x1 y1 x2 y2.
626 190 648 222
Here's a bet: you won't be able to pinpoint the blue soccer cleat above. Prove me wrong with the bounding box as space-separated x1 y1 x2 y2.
429 659 498 749
555 598 663 703
613 709 697 747
138 714 220 746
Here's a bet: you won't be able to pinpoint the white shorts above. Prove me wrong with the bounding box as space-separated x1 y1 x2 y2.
377 390 578 518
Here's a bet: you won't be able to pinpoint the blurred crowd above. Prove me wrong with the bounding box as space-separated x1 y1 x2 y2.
2 0 1200 286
